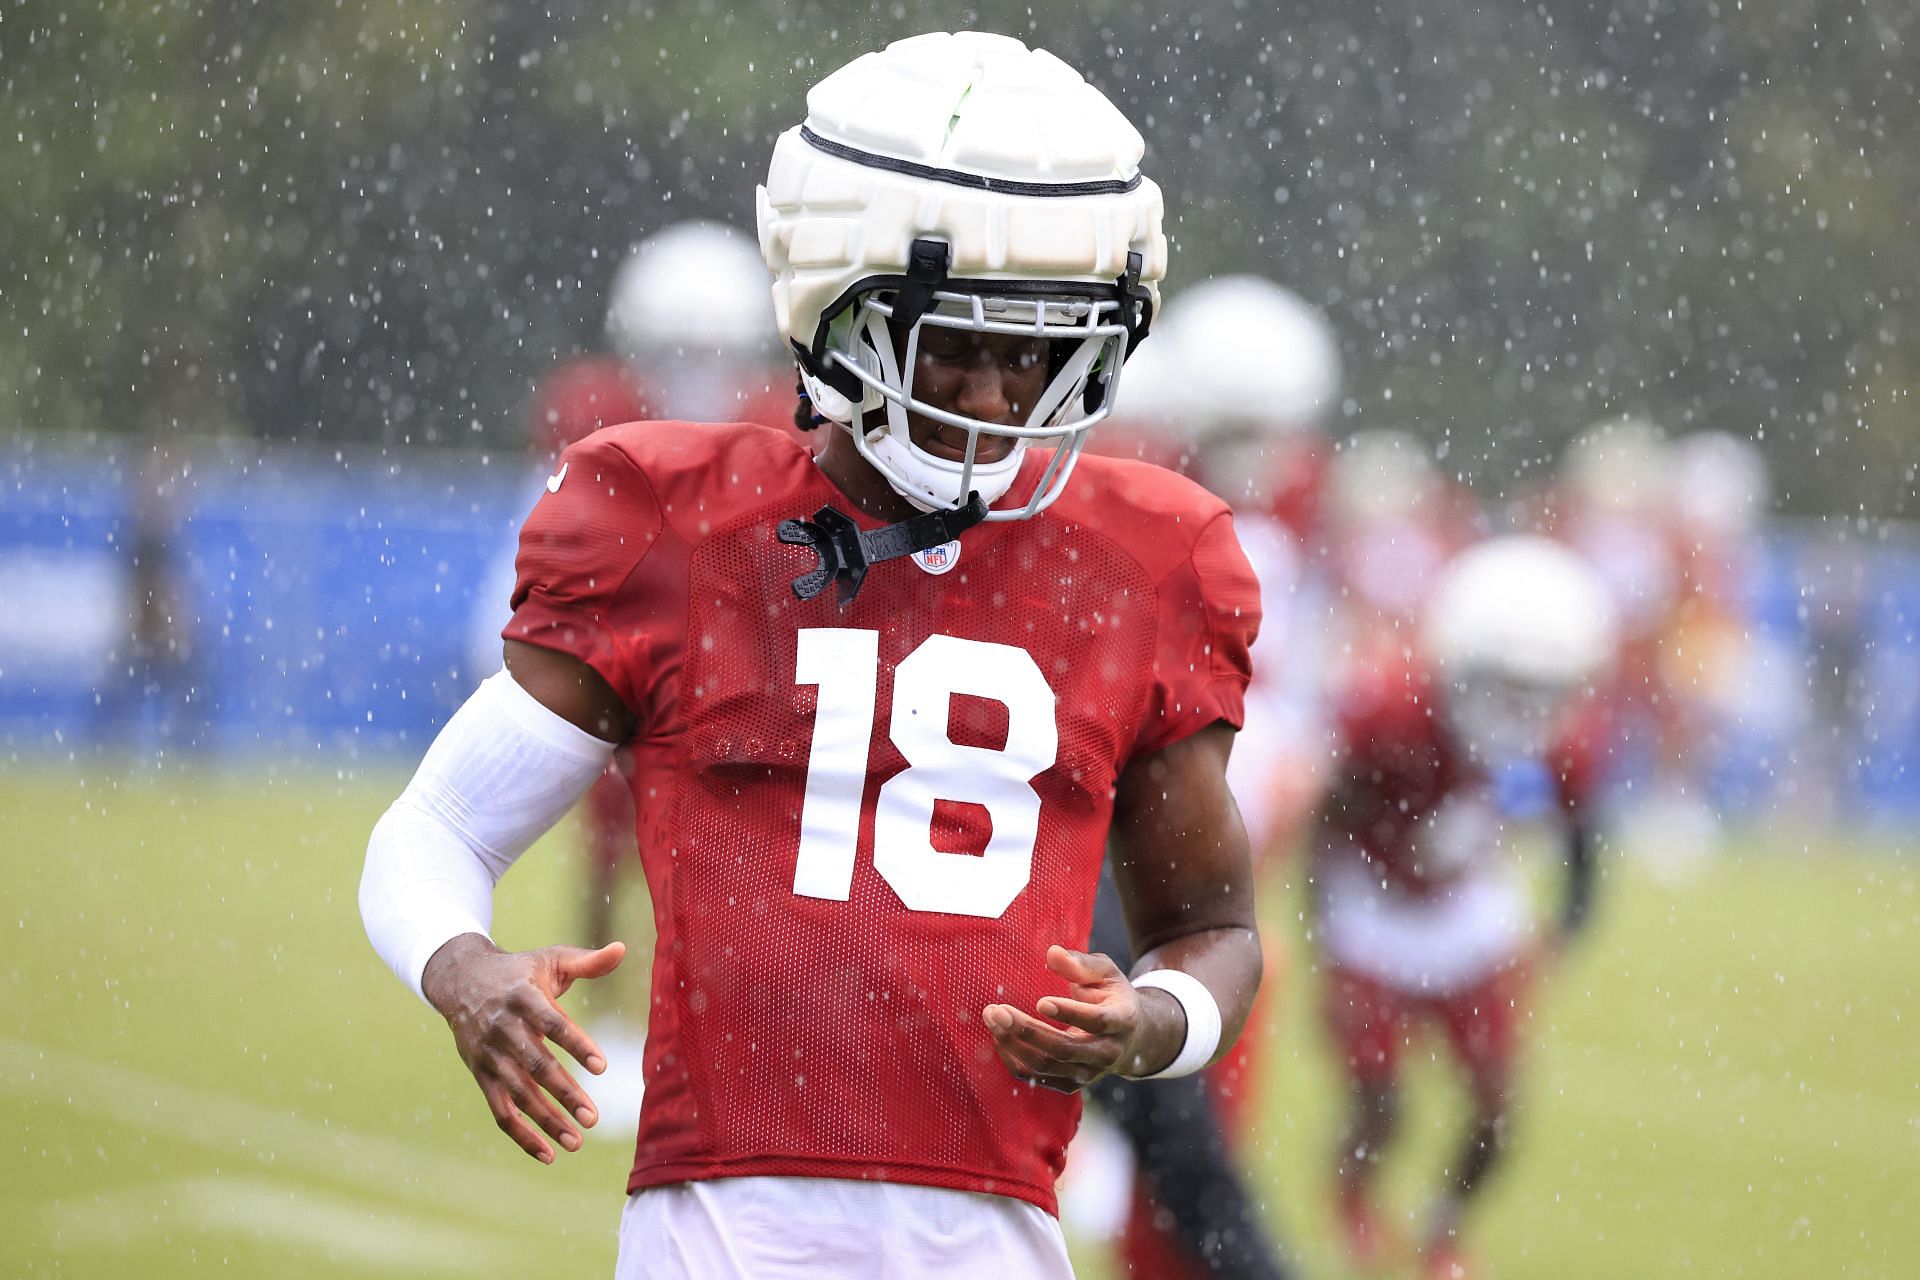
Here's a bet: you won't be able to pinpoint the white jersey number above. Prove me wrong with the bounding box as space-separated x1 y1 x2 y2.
792 628 1058 918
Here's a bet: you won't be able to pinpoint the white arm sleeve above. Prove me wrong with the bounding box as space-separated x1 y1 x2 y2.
359 670 618 1003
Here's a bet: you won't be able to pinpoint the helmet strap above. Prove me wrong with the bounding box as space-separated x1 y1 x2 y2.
795 238 951 405
778 491 988 604
889 238 952 334
1115 250 1153 351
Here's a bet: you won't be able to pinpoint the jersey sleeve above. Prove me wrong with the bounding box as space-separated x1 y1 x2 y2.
1130 511 1263 762
503 434 673 723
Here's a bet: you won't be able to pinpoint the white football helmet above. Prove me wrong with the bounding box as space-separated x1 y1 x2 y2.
1145 275 1340 504
757 31 1166 517
1327 429 1438 525
1424 536 1619 760
1161 275 1342 436
1108 326 1183 427
606 221 776 421
1563 416 1672 514
1672 430 1770 533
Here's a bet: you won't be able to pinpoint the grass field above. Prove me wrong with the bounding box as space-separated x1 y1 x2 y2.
2 765 1915 1277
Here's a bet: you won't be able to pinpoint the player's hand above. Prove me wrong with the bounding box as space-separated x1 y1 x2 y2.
421 934 626 1164
982 945 1177 1094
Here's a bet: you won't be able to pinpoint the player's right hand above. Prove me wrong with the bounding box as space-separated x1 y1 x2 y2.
421 934 626 1164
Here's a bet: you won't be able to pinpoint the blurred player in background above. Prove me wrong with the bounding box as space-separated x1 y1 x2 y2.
473 221 785 1134
1074 274 1341 1280
366 32 1270 1277
95 439 206 753
1322 428 1479 662
1542 418 1722 870
520 350 652 978
1552 419 1679 659
1083 323 1187 470
576 220 785 969
1157 276 1346 871
1310 536 1618 1280
601 220 796 438
474 219 786 692
1661 432 1803 813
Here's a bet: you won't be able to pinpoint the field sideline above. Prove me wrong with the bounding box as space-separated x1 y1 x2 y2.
2 766 1913 1277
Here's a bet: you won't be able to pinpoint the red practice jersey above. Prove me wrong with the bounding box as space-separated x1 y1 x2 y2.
1318 656 1608 894
505 421 1260 1214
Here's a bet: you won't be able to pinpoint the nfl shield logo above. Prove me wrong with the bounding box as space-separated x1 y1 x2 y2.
912 539 961 576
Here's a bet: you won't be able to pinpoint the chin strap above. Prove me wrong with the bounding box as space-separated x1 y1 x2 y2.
778 492 988 604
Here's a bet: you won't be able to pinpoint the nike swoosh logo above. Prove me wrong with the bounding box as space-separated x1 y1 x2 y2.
546 462 568 493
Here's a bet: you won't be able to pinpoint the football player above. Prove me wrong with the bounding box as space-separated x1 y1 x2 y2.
362 32 1266 1278
601 219 796 438
1661 431 1788 814
1310 536 1618 1280
1549 419 1725 869
1083 275 1344 1280
567 222 786 1134
1154 275 1345 873
1322 429 1479 653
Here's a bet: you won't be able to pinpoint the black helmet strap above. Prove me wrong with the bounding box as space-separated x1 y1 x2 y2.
778 491 989 604
890 238 953 335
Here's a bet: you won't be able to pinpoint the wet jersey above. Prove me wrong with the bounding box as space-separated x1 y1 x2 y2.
1317 657 1607 895
505 421 1260 1215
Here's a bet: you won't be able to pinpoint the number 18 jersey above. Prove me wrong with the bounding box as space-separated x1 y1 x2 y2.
506 421 1259 1215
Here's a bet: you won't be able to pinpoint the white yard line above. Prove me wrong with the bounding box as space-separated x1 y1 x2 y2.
0 1036 606 1226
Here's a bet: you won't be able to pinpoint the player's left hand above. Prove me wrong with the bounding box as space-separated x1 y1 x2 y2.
982 945 1172 1093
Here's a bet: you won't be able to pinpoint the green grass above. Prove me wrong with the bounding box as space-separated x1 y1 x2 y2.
1230 835 1920 1280
1 766 1914 1277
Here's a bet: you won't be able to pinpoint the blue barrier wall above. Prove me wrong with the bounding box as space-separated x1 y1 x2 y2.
2 441 533 757
2 438 1914 818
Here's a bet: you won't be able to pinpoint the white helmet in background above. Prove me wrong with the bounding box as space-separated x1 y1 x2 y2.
1162 275 1341 435
1560 415 1681 633
1563 416 1671 513
607 221 774 360
758 31 1165 518
1150 275 1340 503
1327 429 1438 525
1092 331 1190 468
1424 535 1619 760
1108 326 1182 426
606 221 776 422
1672 431 1770 533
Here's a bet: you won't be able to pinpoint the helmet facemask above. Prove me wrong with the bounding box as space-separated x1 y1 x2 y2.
799 240 1148 519
1442 664 1576 766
